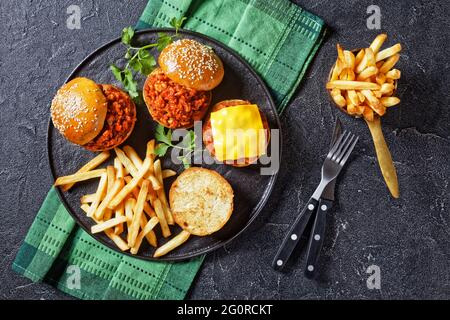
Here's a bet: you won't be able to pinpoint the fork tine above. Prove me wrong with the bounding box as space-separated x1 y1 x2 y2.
332 131 351 161
327 130 346 159
339 135 359 166
336 134 356 163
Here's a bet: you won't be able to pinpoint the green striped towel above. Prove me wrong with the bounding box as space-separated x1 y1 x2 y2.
13 0 325 300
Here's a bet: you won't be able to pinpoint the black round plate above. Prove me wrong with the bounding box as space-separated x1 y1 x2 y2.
48 29 282 261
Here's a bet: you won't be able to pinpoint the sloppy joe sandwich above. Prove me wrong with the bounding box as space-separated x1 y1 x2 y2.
202 100 270 167
169 167 234 236
51 77 136 151
143 39 224 129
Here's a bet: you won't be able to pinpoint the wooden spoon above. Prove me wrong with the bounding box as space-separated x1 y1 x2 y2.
364 116 399 198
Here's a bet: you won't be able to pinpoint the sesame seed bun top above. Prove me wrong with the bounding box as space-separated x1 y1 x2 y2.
158 39 224 91
51 77 108 146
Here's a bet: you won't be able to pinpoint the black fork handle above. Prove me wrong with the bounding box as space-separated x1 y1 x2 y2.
272 198 318 271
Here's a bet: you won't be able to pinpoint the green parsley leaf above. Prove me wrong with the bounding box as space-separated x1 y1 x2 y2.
157 32 173 51
121 27 135 45
110 65 123 82
154 144 170 157
170 17 187 33
155 124 172 145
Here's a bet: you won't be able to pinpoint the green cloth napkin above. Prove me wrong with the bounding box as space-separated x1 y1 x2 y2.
137 0 326 113
13 0 326 300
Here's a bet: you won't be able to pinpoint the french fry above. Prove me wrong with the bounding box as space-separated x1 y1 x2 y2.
336 44 345 63
128 180 149 247
95 178 123 220
376 43 402 62
343 50 356 69
106 165 116 192
347 103 357 115
379 54 400 74
131 217 159 254
154 199 171 238
91 216 127 234
146 140 156 176
87 173 107 218
154 230 191 258
365 48 376 68
356 48 375 73
62 151 110 191
114 202 125 235
357 66 378 81
380 97 401 107
115 147 139 177
123 145 143 168
80 193 96 204
108 157 151 209
355 49 365 66
114 157 125 178
347 90 360 106
330 59 344 81
375 72 386 85
326 80 380 91
357 91 366 103
154 160 174 225
385 69 401 80
369 33 387 54
125 197 136 227
80 203 90 214
162 169 177 179
363 105 375 121
105 230 130 251
380 83 395 95
331 88 346 107
140 214 158 247
361 90 386 116
54 169 106 187
124 176 156 217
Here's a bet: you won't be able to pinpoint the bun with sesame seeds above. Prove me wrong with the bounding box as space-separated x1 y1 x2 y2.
51 77 136 151
158 39 224 91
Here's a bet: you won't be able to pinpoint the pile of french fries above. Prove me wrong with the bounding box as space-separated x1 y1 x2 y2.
326 34 402 121
54 140 190 258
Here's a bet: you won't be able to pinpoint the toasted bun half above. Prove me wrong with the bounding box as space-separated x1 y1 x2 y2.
202 100 271 167
51 77 107 146
143 68 211 129
158 39 224 91
169 167 234 236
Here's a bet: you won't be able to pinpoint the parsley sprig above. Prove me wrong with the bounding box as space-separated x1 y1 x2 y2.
154 124 196 169
110 17 187 99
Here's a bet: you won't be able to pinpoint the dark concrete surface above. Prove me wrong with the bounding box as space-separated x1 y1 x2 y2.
0 0 449 300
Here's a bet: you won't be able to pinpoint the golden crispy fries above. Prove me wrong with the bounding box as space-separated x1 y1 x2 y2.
80 193 96 204
62 151 110 191
385 69 401 80
363 105 375 121
381 97 401 107
115 147 139 177
154 199 171 238
80 203 90 214
376 43 402 62
343 50 356 69
105 230 130 251
379 54 400 74
87 173 107 217
154 160 174 225
357 66 378 81
109 157 151 209
347 90 360 106
356 47 372 73
91 216 127 234
124 176 156 217
162 169 177 179
154 230 191 258
114 157 125 178
125 198 136 226
375 72 386 85
331 88 346 108
330 59 344 81
140 214 158 247
114 202 125 235
380 83 395 95
123 145 143 168
369 33 387 54
95 178 123 220
336 44 345 63
54 169 106 187
361 90 386 116
128 180 149 247
347 103 357 115
326 80 380 91
106 165 116 192
355 49 365 66
357 91 366 103
131 217 159 254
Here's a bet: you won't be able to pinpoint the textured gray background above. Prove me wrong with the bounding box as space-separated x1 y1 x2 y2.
0 0 449 300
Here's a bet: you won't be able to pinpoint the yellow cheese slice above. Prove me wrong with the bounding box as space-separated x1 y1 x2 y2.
210 104 266 161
